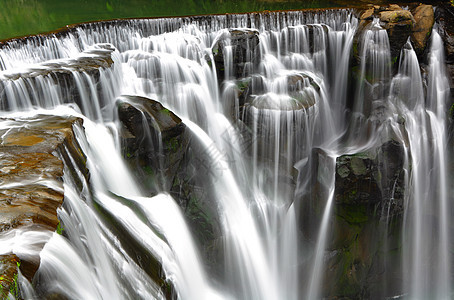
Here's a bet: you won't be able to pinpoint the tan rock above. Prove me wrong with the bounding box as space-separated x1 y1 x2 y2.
361 8 374 20
0 115 86 283
411 4 434 52
379 10 415 23
0 254 19 297
388 4 402 11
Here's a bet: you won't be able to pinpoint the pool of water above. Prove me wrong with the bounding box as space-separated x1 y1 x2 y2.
0 0 346 40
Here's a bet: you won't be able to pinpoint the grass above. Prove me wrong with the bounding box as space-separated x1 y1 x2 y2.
0 0 341 41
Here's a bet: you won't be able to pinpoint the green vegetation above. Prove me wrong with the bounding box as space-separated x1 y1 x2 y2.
160 108 171 116
0 0 341 41
0 261 20 300
336 204 369 225
449 102 454 120
165 136 180 152
56 222 64 235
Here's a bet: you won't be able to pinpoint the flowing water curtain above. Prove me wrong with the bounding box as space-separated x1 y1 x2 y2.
0 7 452 300
397 31 451 299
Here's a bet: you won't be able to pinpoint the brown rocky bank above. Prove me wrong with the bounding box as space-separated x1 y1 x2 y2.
0 115 86 297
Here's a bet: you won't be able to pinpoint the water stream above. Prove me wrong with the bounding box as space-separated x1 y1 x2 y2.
0 8 451 300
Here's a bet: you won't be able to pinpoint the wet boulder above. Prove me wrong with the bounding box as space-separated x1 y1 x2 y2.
335 139 405 215
0 254 20 299
323 139 406 298
435 3 454 89
379 10 414 23
379 8 415 62
299 139 406 298
356 4 434 69
411 5 435 56
168 139 224 279
117 95 223 279
117 95 189 193
212 29 260 82
241 72 320 111
360 8 374 21
0 115 86 283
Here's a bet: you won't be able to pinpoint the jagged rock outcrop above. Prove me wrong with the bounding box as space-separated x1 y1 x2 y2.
0 115 86 285
0 254 19 299
117 95 188 193
357 3 434 64
335 140 405 215
212 29 260 82
328 140 405 298
436 3 454 89
411 5 435 55
117 95 223 279
300 138 406 299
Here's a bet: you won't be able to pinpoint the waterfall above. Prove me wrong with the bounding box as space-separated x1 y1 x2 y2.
0 7 452 300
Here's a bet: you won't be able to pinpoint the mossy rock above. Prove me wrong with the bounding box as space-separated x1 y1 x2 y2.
0 255 19 300
117 95 189 193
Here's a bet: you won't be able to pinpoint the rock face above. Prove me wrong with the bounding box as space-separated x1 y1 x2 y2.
117 96 223 279
411 5 435 55
375 5 415 61
335 140 405 214
0 115 86 284
0 44 114 81
436 3 454 88
212 29 260 82
379 10 414 23
0 254 19 299
324 140 406 298
301 139 406 299
357 3 434 65
117 95 188 193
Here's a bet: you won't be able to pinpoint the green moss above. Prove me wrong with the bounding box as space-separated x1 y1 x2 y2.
160 108 171 116
449 103 454 120
236 78 251 92
165 136 179 152
391 55 398 66
142 165 154 176
56 222 64 235
0 261 20 300
336 204 369 225
186 195 215 242
10 267 19 300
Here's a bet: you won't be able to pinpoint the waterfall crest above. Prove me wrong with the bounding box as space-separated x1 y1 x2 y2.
0 5 452 300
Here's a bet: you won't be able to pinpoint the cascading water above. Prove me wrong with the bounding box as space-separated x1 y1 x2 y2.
0 6 452 300
393 32 451 299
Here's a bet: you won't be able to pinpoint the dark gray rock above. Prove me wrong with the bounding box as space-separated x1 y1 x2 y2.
117 95 188 193
213 29 260 82
335 140 405 216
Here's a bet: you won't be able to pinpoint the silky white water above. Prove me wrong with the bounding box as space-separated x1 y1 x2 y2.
0 8 451 300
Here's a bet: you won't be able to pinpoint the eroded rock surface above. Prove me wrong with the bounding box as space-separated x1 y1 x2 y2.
0 115 85 284
411 4 435 54
117 95 188 193
358 3 434 62
117 96 223 280
212 28 260 82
